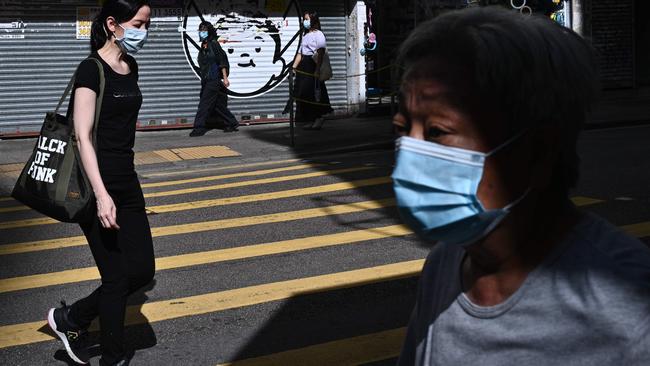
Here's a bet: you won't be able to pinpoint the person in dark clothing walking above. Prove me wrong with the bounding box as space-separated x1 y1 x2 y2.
46 1 155 365
291 11 333 130
189 21 239 136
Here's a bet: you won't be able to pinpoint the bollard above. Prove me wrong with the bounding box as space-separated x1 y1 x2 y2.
288 71 295 147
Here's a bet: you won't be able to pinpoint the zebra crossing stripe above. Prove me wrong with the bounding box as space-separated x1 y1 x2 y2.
140 159 305 179
0 259 425 349
0 198 397 256
0 175 389 229
140 163 323 188
0 163 324 214
0 225 412 293
143 167 373 198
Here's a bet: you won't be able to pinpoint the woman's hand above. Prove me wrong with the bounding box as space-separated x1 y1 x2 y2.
222 77 230 88
96 192 120 230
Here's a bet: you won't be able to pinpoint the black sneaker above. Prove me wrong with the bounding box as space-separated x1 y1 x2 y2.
224 125 239 133
47 302 90 364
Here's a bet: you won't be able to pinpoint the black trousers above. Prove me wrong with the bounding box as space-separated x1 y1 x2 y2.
192 79 238 130
68 174 155 365
295 56 333 123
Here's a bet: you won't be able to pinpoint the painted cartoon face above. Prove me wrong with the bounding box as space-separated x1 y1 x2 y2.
214 19 286 94
225 33 272 69
183 0 302 98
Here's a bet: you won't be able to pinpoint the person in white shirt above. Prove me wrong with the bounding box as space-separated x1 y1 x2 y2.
291 11 333 130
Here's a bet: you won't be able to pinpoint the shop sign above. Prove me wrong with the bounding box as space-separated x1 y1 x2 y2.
76 6 101 40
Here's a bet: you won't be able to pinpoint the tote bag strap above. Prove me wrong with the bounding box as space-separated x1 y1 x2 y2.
87 58 106 146
58 58 106 145
53 58 105 202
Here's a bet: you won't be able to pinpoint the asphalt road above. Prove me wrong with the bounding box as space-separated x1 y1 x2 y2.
0 124 649 365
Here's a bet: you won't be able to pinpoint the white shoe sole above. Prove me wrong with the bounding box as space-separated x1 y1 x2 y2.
47 308 88 364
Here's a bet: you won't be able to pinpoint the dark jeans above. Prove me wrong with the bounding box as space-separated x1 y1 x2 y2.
192 79 238 130
68 174 155 365
294 56 333 123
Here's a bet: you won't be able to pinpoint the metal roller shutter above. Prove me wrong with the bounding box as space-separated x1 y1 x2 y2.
0 0 349 136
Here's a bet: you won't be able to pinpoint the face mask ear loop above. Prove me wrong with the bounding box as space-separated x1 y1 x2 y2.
486 128 530 157
503 187 532 212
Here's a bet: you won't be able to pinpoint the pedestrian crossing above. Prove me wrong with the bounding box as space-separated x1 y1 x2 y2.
0 156 648 365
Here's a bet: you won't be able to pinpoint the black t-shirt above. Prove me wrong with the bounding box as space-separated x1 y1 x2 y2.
74 53 142 176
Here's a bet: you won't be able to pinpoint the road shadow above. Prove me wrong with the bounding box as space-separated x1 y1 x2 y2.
227 276 418 364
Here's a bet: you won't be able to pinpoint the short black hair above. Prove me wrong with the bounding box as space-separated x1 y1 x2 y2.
398 7 599 193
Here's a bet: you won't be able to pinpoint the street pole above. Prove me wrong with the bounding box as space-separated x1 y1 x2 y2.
289 71 295 147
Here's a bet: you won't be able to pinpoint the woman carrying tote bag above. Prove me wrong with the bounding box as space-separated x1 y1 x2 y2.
46 1 155 365
292 11 333 130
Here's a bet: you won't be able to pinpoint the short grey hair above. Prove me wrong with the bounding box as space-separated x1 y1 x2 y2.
397 6 599 192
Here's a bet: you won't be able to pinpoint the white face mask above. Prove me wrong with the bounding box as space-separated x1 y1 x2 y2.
116 24 148 54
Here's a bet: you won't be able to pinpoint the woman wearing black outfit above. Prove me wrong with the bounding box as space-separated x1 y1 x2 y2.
292 12 333 130
189 21 239 137
46 1 154 365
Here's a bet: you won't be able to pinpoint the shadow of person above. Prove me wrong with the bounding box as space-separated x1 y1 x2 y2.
124 279 158 355
227 276 420 364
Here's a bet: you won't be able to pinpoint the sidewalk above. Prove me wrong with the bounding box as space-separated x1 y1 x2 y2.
0 115 396 196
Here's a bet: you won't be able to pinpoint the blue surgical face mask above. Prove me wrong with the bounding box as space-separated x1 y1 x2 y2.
199 31 209 41
391 131 529 247
303 19 311 30
116 24 148 54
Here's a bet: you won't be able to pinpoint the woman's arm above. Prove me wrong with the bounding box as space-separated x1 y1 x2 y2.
221 68 230 88
292 53 302 70
73 87 120 230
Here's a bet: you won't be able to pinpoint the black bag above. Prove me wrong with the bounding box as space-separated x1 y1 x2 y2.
11 58 105 223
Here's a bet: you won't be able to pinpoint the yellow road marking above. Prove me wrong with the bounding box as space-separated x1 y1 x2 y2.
0 259 424 349
0 164 335 214
0 204 29 214
622 221 650 238
0 176 390 229
0 199 396 256
0 193 602 227
218 328 406 366
141 159 304 178
0 197 14 202
0 225 411 293
141 163 321 188
147 176 390 214
144 167 372 198
570 196 604 206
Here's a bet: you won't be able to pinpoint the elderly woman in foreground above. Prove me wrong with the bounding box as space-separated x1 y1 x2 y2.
392 7 650 366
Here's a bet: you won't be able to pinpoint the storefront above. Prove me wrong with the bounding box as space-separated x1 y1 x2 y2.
0 0 362 137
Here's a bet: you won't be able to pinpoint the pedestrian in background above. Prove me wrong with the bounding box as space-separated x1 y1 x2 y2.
291 11 333 130
189 21 239 137
392 7 650 365
46 1 155 365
